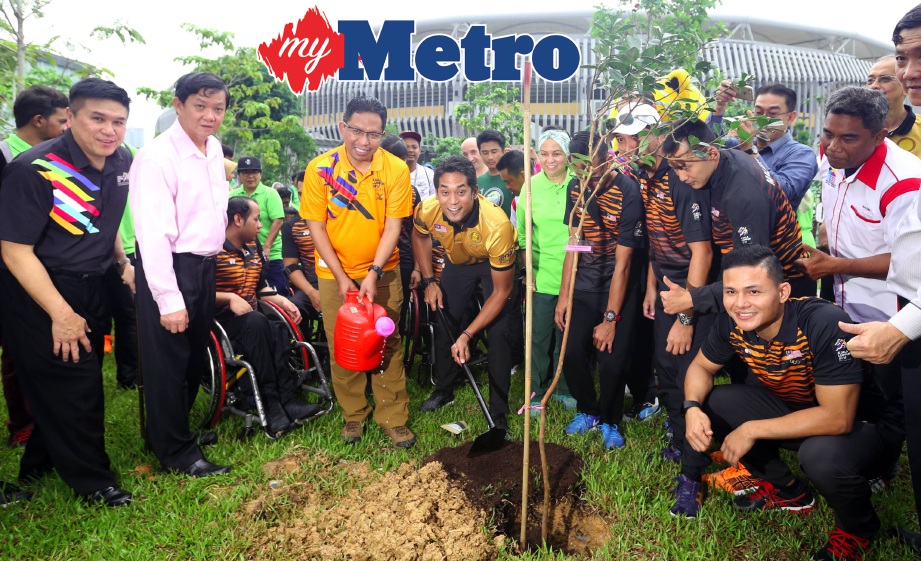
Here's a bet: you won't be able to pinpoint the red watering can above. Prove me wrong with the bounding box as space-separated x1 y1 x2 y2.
333 290 395 371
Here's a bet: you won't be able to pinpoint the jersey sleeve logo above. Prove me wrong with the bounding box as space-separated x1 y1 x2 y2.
737 226 752 245
834 338 853 363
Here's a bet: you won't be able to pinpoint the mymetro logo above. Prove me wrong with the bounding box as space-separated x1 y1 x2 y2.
258 6 581 94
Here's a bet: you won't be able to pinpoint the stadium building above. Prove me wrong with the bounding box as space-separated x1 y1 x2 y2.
303 12 893 152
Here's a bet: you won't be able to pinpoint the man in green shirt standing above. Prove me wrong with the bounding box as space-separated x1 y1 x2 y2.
230 157 287 292
476 130 513 218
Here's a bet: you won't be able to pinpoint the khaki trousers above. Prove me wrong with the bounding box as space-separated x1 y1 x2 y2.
319 269 409 428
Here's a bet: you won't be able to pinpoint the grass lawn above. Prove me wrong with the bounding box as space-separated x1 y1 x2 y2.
0 351 917 560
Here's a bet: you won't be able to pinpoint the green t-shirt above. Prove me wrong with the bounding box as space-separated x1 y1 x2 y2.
478 172 512 218
229 182 286 260
5 133 30 156
516 171 573 294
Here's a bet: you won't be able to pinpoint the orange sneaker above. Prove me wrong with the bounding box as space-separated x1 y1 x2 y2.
702 464 761 496
104 334 114 353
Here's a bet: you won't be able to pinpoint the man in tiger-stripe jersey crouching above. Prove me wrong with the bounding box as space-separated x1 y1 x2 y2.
670 245 902 561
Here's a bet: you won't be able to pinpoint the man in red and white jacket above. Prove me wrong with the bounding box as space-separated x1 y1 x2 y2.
797 86 921 403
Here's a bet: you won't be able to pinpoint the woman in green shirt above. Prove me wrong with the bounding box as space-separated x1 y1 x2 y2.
518 128 577 413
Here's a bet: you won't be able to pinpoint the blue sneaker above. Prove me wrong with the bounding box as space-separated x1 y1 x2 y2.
660 444 682 463
664 419 674 445
552 393 578 411
564 413 600 435
670 474 703 519
600 423 626 449
637 399 662 421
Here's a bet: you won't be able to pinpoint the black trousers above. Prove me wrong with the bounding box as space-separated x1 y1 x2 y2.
219 309 298 403
899 333 921 527
289 288 322 340
103 256 138 387
0 269 116 495
433 260 517 430
562 284 639 425
681 384 903 536
135 252 215 470
653 292 715 451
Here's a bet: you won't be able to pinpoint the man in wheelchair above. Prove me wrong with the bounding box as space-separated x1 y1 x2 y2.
215 196 318 436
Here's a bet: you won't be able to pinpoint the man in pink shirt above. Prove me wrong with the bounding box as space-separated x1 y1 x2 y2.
130 72 231 477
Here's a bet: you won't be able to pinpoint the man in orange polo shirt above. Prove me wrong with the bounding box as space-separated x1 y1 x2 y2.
300 95 415 448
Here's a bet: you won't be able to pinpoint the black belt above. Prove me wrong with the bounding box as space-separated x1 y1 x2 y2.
174 252 216 262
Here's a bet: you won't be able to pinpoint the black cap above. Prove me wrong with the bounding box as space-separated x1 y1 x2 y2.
237 156 261 171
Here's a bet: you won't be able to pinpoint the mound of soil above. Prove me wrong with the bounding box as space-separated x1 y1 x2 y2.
246 451 497 561
425 441 609 554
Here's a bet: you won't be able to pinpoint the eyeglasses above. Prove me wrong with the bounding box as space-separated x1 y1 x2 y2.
341 122 384 142
866 75 899 86
752 110 792 119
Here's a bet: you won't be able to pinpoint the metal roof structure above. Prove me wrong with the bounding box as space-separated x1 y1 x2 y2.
304 11 895 149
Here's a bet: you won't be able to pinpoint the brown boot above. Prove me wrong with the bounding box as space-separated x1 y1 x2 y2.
384 426 416 449
342 421 362 444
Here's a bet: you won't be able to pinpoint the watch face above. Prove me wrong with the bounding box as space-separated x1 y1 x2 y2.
604 311 616 322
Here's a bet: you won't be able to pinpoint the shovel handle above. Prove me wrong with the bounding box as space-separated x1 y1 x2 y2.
436 306 495 429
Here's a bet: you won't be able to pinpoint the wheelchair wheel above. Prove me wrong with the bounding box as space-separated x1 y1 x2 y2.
261 300 311 384
192 330 227 429
260 301 334 411
403 288 421 372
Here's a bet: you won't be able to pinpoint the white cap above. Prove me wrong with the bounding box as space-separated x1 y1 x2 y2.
612 103 661 135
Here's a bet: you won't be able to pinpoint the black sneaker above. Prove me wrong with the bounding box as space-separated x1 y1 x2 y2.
733 479 815 513
0 481 31 507
420 391 454 412
264 400 292 436
283 398 323 424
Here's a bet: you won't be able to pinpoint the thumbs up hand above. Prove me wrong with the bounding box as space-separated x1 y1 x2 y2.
660 276 693 315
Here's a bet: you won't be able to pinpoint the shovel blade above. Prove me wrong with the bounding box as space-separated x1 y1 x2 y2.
467 428 509 458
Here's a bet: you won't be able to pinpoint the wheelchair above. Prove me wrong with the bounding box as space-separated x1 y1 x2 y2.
402 281 489 387
194 300 334 440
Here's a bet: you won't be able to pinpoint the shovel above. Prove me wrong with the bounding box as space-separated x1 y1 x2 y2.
436 306 507 457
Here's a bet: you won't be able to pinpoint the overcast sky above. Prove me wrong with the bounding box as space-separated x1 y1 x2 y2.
22 0 920 140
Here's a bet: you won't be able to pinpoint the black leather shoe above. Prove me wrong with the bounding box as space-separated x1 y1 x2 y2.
265 400 293 435
283 398 323 424
891 526 921 553
82 486 132 507
420 391 454 412
0 481 31 506
196 431 218 447
176 459 232 478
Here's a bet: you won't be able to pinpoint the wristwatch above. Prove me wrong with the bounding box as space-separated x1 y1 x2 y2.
677 312 697 326
114 258 131 268
603 310 621 323
368 264 384 280
420 276 438 289
744 146 758 155
680 400 702 417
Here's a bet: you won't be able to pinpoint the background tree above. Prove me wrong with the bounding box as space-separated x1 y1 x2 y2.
455 83 523 144
424 135 462 167
0 0 144 132
138 24 316 185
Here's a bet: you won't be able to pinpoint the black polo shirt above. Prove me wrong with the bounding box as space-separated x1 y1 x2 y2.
639 158 712 286
565 164 645 293
707 149 804 281
0 130 131 275
702 297 894 424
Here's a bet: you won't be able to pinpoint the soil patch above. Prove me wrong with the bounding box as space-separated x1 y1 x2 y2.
425 441 610 555
246 450 497 560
